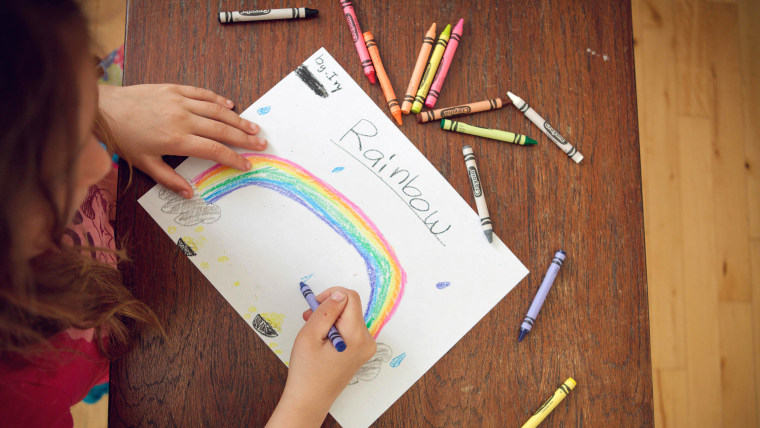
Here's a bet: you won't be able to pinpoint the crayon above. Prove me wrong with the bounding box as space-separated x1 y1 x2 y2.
417 97 507 123
339 0 376 84
218 8 319 23
299 282 347 352
521 378 577 428
410 24 451 114
364 32 402 126
425 18 464 108
507 91 584 163
462 145 494 243
401 23 437 114
518 250 566 342
441 119 537 146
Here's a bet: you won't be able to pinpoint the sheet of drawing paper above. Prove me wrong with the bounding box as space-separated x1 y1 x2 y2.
138 48 528 428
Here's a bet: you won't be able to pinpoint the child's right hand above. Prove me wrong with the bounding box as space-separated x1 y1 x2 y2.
265 288 376 428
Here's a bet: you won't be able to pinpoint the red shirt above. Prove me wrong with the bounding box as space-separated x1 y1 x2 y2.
0 163 118 427
0 329 109 428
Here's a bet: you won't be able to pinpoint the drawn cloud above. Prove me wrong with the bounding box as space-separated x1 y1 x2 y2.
349 343 393 384
159 186 221 226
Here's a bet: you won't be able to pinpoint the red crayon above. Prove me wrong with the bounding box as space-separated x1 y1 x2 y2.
339 0 376 84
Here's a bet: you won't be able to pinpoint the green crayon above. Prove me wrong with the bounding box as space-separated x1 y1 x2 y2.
440 119 537 145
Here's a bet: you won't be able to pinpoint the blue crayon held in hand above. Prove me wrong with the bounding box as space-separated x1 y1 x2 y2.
518 250 566 342
299 282 347 352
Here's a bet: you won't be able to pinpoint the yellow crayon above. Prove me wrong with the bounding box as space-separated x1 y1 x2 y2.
521 378 577 428
410 24 451 114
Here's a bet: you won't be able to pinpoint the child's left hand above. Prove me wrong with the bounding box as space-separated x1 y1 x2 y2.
98 84 267 198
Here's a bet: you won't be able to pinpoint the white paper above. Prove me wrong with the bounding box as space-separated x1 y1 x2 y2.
138 48 528 428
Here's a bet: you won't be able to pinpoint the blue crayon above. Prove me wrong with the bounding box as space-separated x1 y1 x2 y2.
299 282 346 352
518 250 566 342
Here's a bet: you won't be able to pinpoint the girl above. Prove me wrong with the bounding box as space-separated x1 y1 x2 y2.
0 1 376 427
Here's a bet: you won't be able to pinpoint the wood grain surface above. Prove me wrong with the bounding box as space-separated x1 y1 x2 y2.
111 0 653 426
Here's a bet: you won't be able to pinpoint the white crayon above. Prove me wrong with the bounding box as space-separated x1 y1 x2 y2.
507 91 584 164
462 145 494 243
218 8 318 23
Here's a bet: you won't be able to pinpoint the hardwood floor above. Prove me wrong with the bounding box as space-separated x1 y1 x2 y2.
72 0 759 426
633 0 760 426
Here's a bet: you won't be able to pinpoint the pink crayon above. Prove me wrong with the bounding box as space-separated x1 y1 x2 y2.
425 18 463 108
339 0 376 84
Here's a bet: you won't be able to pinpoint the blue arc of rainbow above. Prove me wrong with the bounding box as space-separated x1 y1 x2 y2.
191 153 406 338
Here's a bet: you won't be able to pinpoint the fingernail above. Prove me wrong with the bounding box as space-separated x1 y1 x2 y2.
331 291 346 302
180 189 192 199
244 159 252 170
226 99 234 107
248 121 259 133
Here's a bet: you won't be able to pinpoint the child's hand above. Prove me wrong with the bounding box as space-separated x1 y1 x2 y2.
266 288 376 428
98 84 267 198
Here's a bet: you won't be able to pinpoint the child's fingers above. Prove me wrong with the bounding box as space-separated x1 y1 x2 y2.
300 290 348 341
139 157 194 199
175 134 252 172
173 84 234 109
310 288 368 339
184 99 262 137
191 116 265 152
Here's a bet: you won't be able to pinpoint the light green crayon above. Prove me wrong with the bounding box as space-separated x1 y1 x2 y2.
411 24 451 114
440 119 538 145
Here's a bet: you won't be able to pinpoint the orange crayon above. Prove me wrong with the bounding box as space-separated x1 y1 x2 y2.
401 23 436 114
364 31 402 125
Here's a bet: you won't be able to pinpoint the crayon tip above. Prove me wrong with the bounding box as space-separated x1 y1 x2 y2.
485 229 493 243
518 329 528 342
305 8 319 18
393 111 403 126
335 341 346 352
454 18 464 32
526 136 538 145
367 71 377 84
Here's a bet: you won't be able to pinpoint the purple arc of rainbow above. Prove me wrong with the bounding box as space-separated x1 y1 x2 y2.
191 153 406 338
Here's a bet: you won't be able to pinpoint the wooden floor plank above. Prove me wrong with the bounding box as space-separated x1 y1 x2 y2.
674 0 711 117
719 302 758 427
705 3 752 302
751 239 760 425
679 115 723 427
737 0 760 239
635 1 687 371
653 368 688 428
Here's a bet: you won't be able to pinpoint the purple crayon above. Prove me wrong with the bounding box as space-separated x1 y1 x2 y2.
299 281 346 352
424 18 463 108
518 250 566 342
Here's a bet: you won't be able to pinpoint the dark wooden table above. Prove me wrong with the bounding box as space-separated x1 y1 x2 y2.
111 0 653 426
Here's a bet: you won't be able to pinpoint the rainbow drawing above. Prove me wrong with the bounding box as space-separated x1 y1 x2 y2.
191 153 406 338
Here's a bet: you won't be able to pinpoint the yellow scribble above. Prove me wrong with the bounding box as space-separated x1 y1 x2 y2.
248 306 257 313
268 343 278 348
182 237 199 253
167 226 176 234
284 361 289 366
244 313 251 319
198 236 207 247
200 262 209 270
195 226 204 233
260 313 285 333
233 281 240 286
218 256 229 263
274 350 282 355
